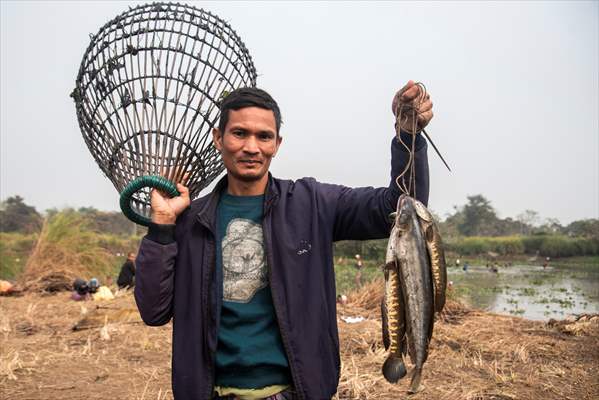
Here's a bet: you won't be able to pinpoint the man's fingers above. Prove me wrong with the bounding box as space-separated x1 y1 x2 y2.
176 183 190 197
401 84 421 101
418 110 434 127
419 99 433 113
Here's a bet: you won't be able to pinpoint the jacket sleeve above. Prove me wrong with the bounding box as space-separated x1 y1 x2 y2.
134 223 177 326
331 132 429 241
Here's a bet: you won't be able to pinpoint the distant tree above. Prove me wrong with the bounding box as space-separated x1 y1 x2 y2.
494 217 528 236
439 206 464 239
517 210 540 235
537 218 563 235
78 206 99 214
458 195 499 236
0 196 43 233
88 210 137 236
565 219 599 239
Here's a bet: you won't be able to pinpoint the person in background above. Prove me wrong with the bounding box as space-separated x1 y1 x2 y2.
71 278 90 301
354 254 364 288
117 252 136 289
88 278 100 294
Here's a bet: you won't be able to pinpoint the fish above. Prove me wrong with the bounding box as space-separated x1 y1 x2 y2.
381 251 407 382
413 199 448 313
382 194 434 393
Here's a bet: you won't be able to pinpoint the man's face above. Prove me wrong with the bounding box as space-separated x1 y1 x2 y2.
213 107 282 183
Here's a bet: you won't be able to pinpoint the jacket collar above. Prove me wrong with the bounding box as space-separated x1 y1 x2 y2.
195 172 280 230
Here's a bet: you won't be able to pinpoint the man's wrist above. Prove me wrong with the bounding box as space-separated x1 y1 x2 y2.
152 212 176 225
147 222 176 245
397 130 426 151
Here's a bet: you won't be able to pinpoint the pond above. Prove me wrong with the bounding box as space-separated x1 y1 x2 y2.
447 263 599 321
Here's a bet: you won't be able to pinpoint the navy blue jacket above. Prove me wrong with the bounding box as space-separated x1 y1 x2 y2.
134 135 429 399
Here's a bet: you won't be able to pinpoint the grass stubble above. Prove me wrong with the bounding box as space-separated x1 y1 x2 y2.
1 280 598 399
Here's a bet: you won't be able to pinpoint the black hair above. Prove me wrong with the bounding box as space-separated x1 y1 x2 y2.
217 87 282 135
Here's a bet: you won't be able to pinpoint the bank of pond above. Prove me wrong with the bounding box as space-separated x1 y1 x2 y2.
334 257 599 322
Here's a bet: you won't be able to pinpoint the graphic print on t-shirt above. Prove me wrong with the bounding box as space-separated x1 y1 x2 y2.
222 218 268 303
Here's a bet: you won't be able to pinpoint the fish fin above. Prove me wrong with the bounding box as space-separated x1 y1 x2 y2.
400 335 407 356
382 354 407 383
381 299 390 350
388 211 397 223
413 199 432 223
408 366 425 394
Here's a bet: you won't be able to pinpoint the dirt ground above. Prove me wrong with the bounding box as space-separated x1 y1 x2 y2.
1 289 598 400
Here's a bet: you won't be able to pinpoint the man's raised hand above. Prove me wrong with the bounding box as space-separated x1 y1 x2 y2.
391 80 434 134
150 182 191 225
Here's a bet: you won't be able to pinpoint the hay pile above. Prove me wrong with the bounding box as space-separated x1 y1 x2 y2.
20 212 114 292
548 314 599 337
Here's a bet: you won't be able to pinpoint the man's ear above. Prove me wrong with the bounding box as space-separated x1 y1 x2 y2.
212 128 222 151
273 135 283 157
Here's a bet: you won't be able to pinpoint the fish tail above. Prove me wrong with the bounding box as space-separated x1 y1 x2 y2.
382 354 407 383
408 366 424 394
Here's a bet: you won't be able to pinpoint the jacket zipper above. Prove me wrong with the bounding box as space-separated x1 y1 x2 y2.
263 210 305 400
197 216 217 400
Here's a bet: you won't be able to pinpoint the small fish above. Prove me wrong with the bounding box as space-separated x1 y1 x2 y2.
413 199 447 313
381 255 407 382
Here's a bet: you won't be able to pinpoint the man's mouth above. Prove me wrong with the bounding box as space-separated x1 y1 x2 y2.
239 160 262 166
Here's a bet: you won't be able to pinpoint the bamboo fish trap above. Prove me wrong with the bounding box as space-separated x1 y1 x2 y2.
71 2 257 225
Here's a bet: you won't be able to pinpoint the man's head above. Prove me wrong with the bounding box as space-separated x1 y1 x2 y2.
212 87 283 186
127 252 136 261
217 87 282 136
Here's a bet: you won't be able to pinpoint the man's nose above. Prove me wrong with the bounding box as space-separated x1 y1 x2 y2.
242 135 259 153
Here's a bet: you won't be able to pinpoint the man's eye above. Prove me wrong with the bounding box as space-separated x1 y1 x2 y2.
232 130 245 137
259 133 273 141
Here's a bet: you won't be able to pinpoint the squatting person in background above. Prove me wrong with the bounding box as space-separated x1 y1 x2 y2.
134 82 433 400
117 252 136 289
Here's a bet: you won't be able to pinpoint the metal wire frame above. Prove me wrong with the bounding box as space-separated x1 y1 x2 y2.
71 2 257 220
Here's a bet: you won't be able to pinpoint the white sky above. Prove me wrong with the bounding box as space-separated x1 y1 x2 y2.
1 1 597 224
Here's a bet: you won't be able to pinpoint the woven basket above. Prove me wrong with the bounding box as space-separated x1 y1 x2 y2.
71 2 257 225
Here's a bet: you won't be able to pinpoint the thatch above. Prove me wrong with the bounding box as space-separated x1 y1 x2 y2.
20 212 115 292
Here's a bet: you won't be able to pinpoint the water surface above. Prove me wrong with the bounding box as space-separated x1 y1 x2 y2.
448 264 599 320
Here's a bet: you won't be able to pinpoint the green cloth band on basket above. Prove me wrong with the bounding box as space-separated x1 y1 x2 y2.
120 175 180 226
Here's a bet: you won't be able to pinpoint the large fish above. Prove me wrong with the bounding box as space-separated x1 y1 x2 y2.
382 195 434 393
413 199 448 313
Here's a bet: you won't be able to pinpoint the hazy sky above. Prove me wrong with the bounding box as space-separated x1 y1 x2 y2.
1 1 597 225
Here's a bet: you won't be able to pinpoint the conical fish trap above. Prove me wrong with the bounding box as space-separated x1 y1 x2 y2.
71 2 257 225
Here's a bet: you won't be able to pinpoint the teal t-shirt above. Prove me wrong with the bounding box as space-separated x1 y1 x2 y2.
215 192 291 389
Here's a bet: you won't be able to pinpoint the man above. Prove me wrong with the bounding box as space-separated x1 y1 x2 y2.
117 252 136 289
354 254 364 288
135 81 433 400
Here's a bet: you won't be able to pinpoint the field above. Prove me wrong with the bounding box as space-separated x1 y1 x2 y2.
1 282 598 399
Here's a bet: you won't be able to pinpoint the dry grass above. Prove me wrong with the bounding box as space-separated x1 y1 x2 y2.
336 283 599 400
1 284 598 399
20 213 115 293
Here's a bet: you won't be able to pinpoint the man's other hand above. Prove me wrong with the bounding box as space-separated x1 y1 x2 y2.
391 80 434 133
151 182 190 225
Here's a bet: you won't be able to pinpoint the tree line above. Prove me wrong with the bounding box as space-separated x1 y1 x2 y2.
0 196 139 236
1 195 598 261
